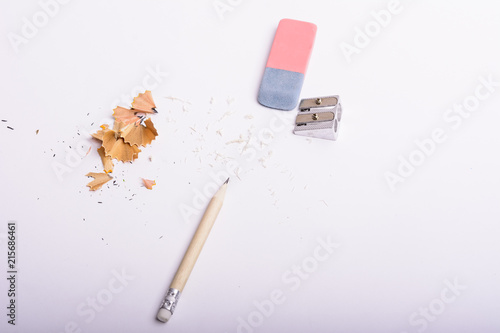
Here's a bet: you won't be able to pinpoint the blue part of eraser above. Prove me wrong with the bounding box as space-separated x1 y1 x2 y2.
257 67 304 111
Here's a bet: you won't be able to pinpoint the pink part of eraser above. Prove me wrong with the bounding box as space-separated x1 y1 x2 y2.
265 19 317 74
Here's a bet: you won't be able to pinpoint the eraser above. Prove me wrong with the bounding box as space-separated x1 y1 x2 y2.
157 308 172 323
258 19 317 111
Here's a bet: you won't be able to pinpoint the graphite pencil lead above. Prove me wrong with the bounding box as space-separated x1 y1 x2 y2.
224 178 229 184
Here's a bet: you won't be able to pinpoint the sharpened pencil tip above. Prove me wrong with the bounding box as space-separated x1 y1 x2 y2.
224 178 229 185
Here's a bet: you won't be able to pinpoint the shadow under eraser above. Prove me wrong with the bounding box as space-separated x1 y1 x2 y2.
258 19 317 111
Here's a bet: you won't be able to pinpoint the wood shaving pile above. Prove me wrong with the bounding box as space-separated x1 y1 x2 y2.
86 90 158 191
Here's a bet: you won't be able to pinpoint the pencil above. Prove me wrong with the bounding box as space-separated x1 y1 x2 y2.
157 178 229 323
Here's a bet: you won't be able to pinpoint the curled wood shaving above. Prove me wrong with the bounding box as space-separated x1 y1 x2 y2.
112 121 126 134
132 90 157 113
113 107 141 125
97 146 114 173
142 178 156 190
102 130 141 162
120 118 158 147
86 172 112 191
91 124 110 141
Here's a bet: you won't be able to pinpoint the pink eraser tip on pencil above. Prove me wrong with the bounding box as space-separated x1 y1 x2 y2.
258 19 317 111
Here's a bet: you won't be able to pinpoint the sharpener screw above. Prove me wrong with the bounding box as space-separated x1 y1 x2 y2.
315 98 322 105
312 113 319 120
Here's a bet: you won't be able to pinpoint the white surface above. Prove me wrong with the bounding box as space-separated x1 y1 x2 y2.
1 1 499 332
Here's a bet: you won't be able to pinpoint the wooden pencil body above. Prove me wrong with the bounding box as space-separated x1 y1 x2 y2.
170 186 226 292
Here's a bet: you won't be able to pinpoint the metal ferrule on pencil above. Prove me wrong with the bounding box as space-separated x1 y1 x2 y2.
160 288 181 315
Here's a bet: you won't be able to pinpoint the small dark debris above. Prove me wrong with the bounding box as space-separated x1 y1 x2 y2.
1 120 6 122
36 130 39 135
97 201 102 204
159 236 163 239
7 126 14 130
53 154 56 157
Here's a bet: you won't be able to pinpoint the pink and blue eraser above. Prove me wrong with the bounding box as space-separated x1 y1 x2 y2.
258 19 317 111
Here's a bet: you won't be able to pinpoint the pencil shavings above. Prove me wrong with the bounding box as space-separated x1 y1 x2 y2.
142 178 156 190
86 90 158 191
132 90 157 113
112 121 127 136
120 118 158 147
91 124 110 141
97 146 114 173
113 107 142 125
102 130 141 162
86 172 112 191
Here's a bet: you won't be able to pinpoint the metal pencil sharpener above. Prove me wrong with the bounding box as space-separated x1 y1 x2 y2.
293 96 342 141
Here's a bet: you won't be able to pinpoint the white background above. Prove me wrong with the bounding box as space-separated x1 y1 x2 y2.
1 1 499 332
